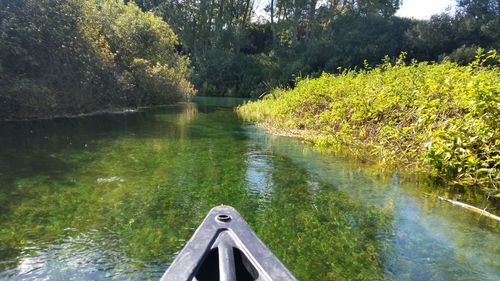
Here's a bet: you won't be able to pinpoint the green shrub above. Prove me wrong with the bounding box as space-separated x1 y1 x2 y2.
130 58 195 105
238 51 500 195
0 0 194 121
194 50 279 97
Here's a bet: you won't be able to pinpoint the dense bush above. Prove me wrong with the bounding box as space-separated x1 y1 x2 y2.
0 0 194 121
238 51 500 195
194 50 280 97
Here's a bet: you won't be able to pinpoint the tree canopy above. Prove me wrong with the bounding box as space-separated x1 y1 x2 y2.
0 0 194 121
129 0 498 97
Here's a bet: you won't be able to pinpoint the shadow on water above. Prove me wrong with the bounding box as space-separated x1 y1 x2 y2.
0 97 498 281
0 99 246 188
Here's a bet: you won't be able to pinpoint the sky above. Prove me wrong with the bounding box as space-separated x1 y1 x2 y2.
396 0 456 19
254 0 457 20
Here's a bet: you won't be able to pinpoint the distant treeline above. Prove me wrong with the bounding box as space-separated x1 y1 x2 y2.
135 0 499 97
0 0 194 121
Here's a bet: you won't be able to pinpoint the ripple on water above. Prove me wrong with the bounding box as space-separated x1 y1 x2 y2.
0 229 165 281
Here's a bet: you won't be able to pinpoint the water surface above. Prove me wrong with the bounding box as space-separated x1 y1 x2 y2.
0 97 498 280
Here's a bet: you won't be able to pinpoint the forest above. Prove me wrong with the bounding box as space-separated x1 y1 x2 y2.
1 0 499 120
134 0 499 97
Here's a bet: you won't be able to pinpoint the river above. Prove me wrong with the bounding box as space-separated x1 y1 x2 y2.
0 97 498 280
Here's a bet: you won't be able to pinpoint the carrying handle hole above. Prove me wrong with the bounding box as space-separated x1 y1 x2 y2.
216 214 231 222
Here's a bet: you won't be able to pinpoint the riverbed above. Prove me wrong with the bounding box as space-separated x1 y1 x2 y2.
0 97 498 280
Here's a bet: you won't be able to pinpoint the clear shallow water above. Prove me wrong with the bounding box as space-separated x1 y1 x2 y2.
0 97 498 281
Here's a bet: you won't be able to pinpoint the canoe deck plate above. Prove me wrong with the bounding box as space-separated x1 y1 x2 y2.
160 205 297 281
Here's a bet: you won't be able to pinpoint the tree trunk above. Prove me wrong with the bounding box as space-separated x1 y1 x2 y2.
292 0 300 47
271 0 277 48
236 0 252 53
307 0 317 40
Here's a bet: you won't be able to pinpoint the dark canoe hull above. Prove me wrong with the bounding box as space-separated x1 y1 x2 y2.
160 205 297 281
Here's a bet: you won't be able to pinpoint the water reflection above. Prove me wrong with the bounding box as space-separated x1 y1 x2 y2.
245 148 274 197
250 130 500 280
0 97 498 281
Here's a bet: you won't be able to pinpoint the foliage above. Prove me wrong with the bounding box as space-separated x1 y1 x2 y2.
132 0 499 97
2 0 499 104
406 0 499 62
284 15 414 74
130 58 194 104
193 50 280 97
0 0 194 121
238 51 500 195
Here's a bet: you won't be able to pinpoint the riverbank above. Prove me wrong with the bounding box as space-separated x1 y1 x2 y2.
0 102 196 123
237 53 500 197
0 107 140 123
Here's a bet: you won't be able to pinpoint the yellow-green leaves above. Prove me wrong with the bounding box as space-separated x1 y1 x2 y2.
238 54 500 195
